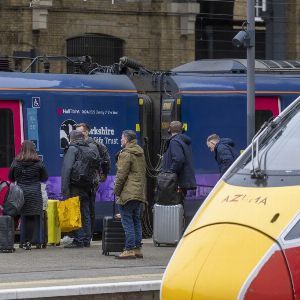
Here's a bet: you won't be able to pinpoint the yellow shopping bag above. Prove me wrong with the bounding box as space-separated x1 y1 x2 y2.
57 196 82 232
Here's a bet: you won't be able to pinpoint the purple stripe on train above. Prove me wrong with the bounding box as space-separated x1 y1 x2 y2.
46 176 115 201
46 173 219 202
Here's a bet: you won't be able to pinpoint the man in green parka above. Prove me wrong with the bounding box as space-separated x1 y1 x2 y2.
114 130 146 259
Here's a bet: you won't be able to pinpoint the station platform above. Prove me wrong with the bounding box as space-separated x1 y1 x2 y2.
0 239 175 299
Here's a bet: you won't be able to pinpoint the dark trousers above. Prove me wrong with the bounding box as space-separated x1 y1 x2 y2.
89 191 96 235
21 215 40 243
118 201 143 250
72 191 91 246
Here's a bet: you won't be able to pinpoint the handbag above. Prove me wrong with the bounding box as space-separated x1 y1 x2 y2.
3 182 24 216
57 196 82 232
156 172 182 205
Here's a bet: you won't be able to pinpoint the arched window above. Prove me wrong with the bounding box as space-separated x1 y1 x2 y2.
66 34 124 72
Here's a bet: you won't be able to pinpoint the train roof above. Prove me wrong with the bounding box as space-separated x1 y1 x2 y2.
172 59 300 74
0 72 137 92
170 73 300 93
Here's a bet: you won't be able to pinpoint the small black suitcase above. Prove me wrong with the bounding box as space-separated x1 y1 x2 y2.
101 196 125 256
0 215 15 253
102 216 125 255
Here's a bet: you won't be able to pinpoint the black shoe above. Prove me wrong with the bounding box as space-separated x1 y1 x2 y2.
64 242 84 248
24 242 31 251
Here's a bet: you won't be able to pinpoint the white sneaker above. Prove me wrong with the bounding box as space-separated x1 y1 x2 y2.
60 236 73 245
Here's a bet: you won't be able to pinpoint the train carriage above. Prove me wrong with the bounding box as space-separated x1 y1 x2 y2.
0 72 139 230
158 60 300 222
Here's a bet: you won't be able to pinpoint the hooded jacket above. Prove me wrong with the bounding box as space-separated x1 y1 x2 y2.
161 133 196 189
114 140 146 205
8 159 48 215
215 138 239 175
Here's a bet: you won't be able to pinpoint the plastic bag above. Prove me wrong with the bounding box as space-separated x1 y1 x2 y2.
57 196 82 232
41 183 48 210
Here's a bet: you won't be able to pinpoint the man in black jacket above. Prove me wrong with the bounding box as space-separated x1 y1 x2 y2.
161 121 196 201
61 130 100 248
75 123 111 235
207 133 239 176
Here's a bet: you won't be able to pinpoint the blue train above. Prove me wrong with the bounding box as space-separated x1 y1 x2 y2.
1 59 300 231
0 72 139 231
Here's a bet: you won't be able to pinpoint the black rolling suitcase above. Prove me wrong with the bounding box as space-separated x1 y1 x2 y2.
102 196 125 256
0 216 15 253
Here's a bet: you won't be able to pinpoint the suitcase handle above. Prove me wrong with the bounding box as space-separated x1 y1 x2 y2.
112 194 116 218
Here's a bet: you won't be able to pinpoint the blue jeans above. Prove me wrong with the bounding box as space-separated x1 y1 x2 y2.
72 191 91 246
118 200 143 250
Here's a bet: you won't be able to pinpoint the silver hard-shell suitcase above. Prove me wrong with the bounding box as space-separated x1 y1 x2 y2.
153 204 184 246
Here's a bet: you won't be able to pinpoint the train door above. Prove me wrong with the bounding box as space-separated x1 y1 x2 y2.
255 96 280 132
0 101 22 181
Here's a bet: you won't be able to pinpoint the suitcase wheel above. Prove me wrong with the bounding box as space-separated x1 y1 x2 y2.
42 244 47 249
154 242 160 247
55 243 60 246
36 244 42 249
102 250 109 256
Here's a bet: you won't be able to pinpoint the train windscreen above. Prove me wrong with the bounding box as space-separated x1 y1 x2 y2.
239 103 300 173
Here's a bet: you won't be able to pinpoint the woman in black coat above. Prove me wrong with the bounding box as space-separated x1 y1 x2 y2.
8 140 48 250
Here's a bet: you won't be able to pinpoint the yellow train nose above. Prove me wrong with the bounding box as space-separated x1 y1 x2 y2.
161 224 293 300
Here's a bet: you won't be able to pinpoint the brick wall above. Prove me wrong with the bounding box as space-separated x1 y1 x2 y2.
286 0 300 59
0 0 200 72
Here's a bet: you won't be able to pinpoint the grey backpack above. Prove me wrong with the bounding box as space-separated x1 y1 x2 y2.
3 182 24 216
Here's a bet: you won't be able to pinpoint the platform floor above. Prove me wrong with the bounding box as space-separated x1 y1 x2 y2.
0 239 175 290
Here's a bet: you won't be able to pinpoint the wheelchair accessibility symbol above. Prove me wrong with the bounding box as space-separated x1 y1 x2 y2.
32 97 40 108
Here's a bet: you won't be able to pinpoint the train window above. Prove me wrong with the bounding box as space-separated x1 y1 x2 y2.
241 104 300 172
162 102 172 111
285 219 300 240
0 109 15 168
255 110 273 132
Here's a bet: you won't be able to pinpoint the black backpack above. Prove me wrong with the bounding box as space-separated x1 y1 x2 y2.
70 145 100 188
92 140 111 176
1 181 24 217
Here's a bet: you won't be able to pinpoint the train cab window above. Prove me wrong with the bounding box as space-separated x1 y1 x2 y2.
0 109 15 167
161 99 181 139
284 219 300 241
255 110 273 132
239 102 300 172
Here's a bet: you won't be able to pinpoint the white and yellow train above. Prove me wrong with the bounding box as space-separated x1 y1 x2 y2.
161 97 300 300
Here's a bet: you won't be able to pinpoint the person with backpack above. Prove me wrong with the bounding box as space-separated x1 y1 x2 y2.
75 123 111 235
61 130 100 248
159 121 197 204
8 140 48 250
206 133 239 176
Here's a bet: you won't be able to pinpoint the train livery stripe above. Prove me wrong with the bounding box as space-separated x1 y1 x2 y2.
0 88 137 93
177 90 300 95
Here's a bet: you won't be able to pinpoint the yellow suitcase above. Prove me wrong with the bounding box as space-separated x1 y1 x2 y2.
47 200 61 245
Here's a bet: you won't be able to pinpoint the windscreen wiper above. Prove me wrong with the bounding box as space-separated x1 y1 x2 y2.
250 118 277 179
